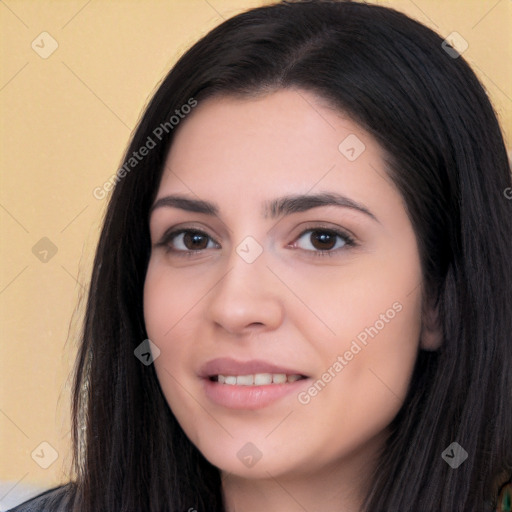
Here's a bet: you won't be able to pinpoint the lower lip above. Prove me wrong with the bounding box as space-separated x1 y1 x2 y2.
202 377 310 410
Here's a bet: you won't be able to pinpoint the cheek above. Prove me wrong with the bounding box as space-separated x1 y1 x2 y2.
334 297 421 401
284 244 422 446
290 295 421 469
297 277 421 460
143 264 203 441
143 262 195 381
267 240 422 348
143 258 208 339
143 273 167 340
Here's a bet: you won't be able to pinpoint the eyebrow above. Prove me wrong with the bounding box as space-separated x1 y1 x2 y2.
149 192 379 223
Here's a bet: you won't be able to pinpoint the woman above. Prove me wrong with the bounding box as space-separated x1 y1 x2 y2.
10 0 511 511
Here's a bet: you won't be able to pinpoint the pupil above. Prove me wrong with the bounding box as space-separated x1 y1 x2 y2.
312 231 335 250
185 231 207 250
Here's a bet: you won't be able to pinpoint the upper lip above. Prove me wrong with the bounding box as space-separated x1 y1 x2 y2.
198 357 308 378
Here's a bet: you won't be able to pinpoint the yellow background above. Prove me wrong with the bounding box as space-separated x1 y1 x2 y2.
1 0 511 502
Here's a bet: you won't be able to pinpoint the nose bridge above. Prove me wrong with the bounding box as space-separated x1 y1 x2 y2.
206 234 284 332
220 234 271 299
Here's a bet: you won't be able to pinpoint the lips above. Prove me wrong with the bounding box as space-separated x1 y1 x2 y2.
198 357 309 379
197 357 311 409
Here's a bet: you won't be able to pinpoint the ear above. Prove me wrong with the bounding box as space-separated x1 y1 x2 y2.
419 299 443 351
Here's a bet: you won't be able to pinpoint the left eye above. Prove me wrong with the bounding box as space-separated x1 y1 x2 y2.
293 228 352 253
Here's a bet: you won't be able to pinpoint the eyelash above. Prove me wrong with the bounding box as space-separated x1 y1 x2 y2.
155 226 357 258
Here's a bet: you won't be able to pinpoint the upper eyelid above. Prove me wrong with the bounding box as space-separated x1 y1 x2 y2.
156 218 355 235
157 225 220 245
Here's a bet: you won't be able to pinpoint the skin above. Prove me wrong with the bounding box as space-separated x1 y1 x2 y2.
143 88 441 512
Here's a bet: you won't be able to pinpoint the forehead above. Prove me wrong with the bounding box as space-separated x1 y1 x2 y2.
156 88 399 220
164 88 375 172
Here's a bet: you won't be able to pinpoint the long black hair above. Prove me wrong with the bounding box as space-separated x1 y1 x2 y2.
68 1 512 510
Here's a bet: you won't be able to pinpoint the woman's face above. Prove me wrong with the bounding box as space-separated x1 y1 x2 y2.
144 88 426 484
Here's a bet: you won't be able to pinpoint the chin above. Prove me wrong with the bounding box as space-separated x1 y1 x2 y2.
194 436 298 478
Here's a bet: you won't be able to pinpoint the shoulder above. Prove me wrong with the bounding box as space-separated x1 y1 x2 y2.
7 483 76 512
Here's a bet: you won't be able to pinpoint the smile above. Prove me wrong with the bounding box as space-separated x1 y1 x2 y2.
199 357 311 409
211 373 306 385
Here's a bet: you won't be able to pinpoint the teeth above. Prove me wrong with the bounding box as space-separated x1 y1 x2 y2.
254 373 272 385
272 373 287 384
214 373 304 385
236 374 254 385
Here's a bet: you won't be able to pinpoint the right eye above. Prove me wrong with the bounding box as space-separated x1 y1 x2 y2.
157 229 220 256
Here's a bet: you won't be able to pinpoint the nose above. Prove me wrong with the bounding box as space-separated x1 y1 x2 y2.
205 243 285 335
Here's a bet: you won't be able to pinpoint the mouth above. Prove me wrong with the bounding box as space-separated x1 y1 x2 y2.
208 373 308 385
199 358 311 410
199 357 309 381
